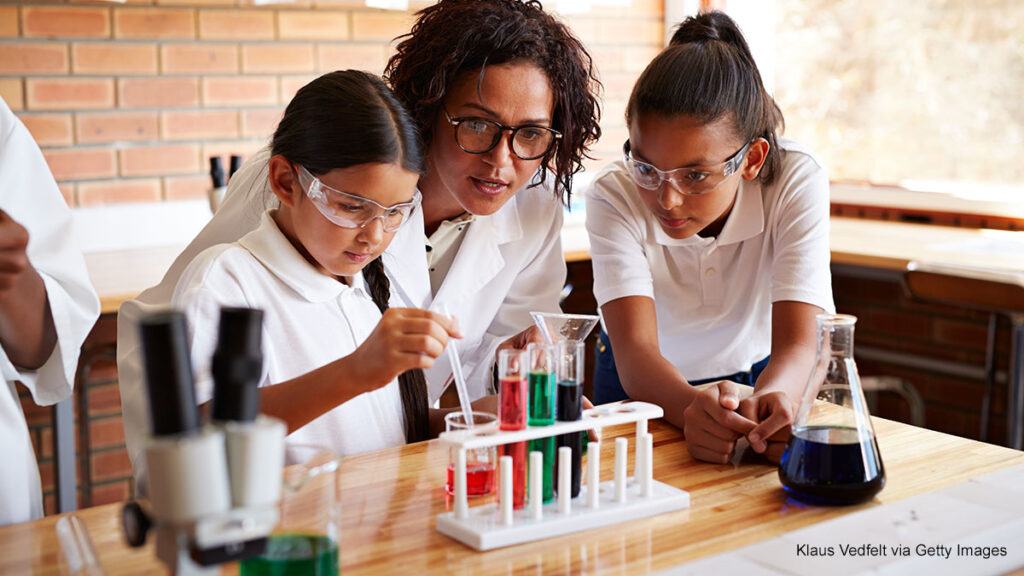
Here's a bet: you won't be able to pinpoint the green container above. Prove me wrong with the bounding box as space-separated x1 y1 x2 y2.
239 533 339 576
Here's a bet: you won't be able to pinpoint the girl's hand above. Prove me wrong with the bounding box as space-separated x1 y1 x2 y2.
682 381 757 464
348 308 462 392
737 391 796 462
496 325 543 355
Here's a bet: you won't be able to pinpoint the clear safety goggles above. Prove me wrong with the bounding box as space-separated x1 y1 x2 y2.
294 164 421 233
622 139 752 196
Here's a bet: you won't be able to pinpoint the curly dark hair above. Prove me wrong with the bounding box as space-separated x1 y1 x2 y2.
385 0 602 206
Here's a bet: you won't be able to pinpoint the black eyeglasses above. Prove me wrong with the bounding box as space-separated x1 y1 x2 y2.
443 109 561 161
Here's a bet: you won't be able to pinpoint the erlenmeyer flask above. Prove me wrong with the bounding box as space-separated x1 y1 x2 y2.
779 314 885 505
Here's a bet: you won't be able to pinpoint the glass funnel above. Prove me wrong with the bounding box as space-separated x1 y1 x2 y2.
778 314 885 506
530 312 600 345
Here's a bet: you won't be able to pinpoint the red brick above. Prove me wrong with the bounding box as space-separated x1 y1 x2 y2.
88 415 126 450
82 353 118 382
90 481 131 507
157 0 234 6
0 6 18 37
26 78 115 111
20 396 52 427
164 174 209 201
118 77 198 108
161 43 237 74
623 45 662 73
42 147 117 180
78 178 161 205
202 76 277 107
241 44 316 74
279 74 315 102
161 109 237 140
72 42 157 75
0 43 69 75
113 7 195 39
198 9 274 40
590 46 626 74
119 143 198 176
58 183 75 206
278 10 350 41
317 43 385 74
18 113 73 147
87 382 122 417
0 78 23 110
241 107 282 138
597 18 662 46
91 447 132 483
38 459 54 492
23 6 111 39
350 11 414 41
76 111 159 143
932 317 990 352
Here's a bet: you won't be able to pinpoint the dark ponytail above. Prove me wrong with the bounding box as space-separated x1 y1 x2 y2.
628 11 784 185
270 70 430 443
363 258 430 443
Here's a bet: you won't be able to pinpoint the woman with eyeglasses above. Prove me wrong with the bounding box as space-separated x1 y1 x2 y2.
169 70 460 457
117 0 600 478
586 11 834 465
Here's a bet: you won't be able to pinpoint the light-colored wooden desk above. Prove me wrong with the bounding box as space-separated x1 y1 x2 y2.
3 417 1022 575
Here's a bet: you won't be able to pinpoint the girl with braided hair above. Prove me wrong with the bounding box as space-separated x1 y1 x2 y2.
170 70 457 460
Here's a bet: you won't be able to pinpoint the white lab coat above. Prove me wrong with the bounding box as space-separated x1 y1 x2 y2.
117 147 566 484
0 98 101 525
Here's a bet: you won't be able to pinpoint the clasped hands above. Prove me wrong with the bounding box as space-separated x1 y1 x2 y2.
682 381 796 464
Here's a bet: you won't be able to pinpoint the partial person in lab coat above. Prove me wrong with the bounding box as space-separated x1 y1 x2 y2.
585 12 834 464
0 98 101 525
171 71 462 459
118 0 601 483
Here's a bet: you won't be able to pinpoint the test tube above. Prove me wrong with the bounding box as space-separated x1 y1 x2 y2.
555 340 584 498
498 350 528 509
527 343 556 504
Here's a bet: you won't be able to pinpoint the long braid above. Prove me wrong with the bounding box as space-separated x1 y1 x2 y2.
362 258 430 442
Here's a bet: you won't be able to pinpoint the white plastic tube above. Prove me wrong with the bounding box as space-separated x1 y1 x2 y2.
529 451 543 520
500 455 514 525
588 441 601 509
558 447 571 515
615 437 627 503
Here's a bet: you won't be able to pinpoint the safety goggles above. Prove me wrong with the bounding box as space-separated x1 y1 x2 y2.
622 139 752 195
294 164 421 233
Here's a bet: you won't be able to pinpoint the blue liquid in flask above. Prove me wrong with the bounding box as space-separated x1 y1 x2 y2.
779 425 885 506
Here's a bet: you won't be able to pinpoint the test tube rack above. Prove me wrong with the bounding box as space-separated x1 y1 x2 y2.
436 402 690 551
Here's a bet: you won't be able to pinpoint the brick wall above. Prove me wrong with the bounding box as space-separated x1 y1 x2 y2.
833 270 1014 444
2 0 665 515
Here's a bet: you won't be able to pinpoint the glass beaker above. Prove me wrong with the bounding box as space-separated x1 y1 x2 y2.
445 411 498 496
240 444 341 576
779 314 886 505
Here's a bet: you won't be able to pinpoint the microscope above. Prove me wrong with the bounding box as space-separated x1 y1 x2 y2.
122 308 286 576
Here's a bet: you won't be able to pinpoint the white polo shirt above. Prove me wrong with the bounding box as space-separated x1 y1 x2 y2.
585 138 835 381
171 212 406 460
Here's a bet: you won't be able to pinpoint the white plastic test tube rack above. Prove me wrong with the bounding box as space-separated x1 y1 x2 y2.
436 402 690 551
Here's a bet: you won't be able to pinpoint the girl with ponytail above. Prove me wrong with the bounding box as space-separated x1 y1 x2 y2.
170 70 459 460
586 11 834 465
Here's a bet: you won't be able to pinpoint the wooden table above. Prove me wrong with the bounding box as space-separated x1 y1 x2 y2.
4 416 1022 575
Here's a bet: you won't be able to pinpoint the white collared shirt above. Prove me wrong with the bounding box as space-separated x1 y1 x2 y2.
171 212 406 459
585 138 835 381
